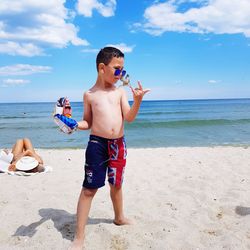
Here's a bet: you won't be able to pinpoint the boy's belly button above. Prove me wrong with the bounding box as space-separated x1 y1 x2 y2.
110 128 118 136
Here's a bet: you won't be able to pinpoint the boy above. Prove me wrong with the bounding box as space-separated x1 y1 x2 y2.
70 47 150 250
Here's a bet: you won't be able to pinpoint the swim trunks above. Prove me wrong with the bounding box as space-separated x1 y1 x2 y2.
83 135 127 189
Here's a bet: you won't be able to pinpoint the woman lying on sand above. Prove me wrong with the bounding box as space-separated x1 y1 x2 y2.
1 138 44 173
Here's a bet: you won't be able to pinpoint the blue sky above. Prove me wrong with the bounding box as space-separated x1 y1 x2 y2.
0 0 250 103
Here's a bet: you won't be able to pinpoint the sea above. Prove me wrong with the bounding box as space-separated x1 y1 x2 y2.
0 99 250 149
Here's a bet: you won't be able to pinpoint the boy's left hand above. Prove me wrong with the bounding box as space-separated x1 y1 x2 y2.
129 81 150 102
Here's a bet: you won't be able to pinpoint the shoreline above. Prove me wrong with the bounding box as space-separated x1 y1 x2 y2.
30 144 250 150
1 97 250 104
1 147 250 249
33 145 250 152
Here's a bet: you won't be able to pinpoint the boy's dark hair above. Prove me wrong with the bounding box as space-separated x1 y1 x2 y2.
96 47 124 71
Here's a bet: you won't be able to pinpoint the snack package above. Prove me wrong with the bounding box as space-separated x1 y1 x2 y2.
53 97 77 134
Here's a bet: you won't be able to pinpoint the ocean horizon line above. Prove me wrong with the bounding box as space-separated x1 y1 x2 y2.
0 97 249 104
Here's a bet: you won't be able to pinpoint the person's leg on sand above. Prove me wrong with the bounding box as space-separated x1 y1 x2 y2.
69 188 98 250
11 139 24 156
23 138 35 152
22 138 44 164
109 184 132 225
11 138 25 162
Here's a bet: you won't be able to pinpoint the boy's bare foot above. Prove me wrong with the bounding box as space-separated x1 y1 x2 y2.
68 238 84 250
113 217 133 226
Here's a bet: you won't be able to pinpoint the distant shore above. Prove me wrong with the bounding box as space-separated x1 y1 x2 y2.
1 146 250 249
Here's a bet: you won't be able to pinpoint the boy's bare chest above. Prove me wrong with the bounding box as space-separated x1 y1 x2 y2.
90 92 121 111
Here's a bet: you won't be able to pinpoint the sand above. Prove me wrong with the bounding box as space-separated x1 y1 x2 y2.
0 147 250 250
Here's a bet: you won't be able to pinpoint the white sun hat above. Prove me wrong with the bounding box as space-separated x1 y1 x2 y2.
16 156 39 171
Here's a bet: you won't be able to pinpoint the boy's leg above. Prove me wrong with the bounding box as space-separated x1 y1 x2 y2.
107 137 131 225
109 184 132 225
70 135 107 249
69 188 98 250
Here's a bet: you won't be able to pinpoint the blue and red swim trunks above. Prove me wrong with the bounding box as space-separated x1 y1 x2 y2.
83 135 127 189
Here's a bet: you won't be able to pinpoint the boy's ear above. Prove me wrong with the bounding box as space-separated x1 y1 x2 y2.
98 63 105 74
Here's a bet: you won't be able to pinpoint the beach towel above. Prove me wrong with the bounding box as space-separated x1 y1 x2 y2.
6 166 53 176
0 150 13 173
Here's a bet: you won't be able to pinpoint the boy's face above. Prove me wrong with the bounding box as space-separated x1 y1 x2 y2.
102 56 124 85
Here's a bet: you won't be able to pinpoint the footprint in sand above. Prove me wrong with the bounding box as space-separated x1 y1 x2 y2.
110 235 129 250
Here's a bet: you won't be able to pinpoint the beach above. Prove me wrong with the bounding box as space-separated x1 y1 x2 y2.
1 146 250 250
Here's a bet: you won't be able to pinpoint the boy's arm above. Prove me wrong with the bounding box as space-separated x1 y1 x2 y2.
77 92 92 130
121 81 150 123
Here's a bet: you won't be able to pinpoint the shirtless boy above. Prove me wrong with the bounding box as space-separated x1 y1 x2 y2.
70 46 150 249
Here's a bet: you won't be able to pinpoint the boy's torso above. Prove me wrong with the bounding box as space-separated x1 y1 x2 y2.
87 87 124 139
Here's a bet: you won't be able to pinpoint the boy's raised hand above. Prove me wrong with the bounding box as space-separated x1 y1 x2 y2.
129 81 150 102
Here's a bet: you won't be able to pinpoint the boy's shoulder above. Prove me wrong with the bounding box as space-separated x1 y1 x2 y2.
83 89 92 101
84 85 96 95
83 86 100 100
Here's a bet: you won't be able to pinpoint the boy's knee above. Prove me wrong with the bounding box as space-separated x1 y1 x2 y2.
110 183 122 191
82 188 97 198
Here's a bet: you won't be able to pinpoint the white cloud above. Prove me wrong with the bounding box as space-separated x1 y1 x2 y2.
0 0 88 56
81 48 99 53
0 64 52 76
208 79 220 83
106 43 135 53
2 78 30 87
138 0 250 37
76 0 116 17
0 42 44 56
81 43 135 54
